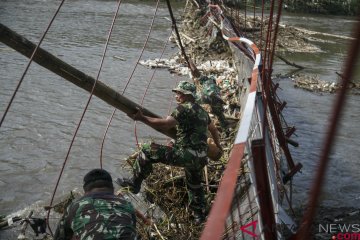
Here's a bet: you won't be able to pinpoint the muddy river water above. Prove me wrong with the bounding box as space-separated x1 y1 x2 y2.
0 0 359 236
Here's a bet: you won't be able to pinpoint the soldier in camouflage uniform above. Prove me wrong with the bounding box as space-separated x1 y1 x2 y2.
189 62 228 129
116 81 222 223
54 169 137 240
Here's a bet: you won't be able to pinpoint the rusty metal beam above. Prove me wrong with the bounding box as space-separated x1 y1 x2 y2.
251 139 277 240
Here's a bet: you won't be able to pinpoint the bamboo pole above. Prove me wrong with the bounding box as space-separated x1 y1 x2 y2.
0 23 221 160
0 23 176 138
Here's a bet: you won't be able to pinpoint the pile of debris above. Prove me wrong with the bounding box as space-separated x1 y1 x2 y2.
221 7 323 53
293 74 360 94
128 2 360 239
294 75 339 93
134 3 242 239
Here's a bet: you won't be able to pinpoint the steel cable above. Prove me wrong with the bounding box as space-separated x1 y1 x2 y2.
99 0 161 167
0 0 66 128
46 0 124 235
134 32 172 147
165 0 191 68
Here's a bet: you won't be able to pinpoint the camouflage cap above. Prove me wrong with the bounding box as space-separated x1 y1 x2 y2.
172 81 196 98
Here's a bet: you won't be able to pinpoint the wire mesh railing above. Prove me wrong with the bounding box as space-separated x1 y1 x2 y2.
200 2 300 239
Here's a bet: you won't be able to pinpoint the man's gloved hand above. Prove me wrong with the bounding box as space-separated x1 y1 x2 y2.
130 108 145 121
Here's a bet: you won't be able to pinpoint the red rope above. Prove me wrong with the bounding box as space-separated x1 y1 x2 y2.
134 32 171 146
0 0 66 128
262 0 281 128
261 0 275 88
99 0 161 166
260 0 275 141
260 0 265 51
46 0 123 235
269 0 283 70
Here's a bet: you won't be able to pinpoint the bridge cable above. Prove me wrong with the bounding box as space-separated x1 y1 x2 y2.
260 0 276 139
134 0 192 146
134 31 172 146
99 0 161 167
0 0 66 128
260 0 265 51
165 0 191 68
46 0 124 235
269 0 283 70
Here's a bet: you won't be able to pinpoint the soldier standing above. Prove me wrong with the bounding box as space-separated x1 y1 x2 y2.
116 81 222 223
189 62 228 129
54 169 137 240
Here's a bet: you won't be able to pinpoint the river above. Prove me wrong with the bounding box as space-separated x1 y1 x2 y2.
0 0 359 237
0 0 186 217
274 13 360 209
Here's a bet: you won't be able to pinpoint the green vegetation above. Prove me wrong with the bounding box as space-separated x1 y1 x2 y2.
222 0 359 16
284 0 359 15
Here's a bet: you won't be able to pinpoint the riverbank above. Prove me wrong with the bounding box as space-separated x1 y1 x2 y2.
222 0 359 16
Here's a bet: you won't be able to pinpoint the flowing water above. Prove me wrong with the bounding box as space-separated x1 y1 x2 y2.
0 0 186 216
274 13 360 209
0 0 359 235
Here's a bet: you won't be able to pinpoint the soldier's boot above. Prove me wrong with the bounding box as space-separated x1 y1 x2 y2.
192 209 206 224
115 175 144 194
211 103 228 130
116 151 151 194
187 181 206 224
217 112 228 129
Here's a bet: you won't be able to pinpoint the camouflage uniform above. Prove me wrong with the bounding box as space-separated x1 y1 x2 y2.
54 192 136 240
196 75 227 129
134 99 210 213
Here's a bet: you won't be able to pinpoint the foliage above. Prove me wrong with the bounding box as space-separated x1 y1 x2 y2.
221 0 358 15
283 0 359 15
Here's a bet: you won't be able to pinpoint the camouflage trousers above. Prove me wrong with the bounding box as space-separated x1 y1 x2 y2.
201 94 227 129
134 142 208 212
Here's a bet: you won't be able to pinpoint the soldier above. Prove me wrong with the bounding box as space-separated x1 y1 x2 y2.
54 169 137 240
116 81 222 223
189 62 228 130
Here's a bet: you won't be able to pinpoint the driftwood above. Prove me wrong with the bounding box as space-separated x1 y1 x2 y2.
335 71 347 80
0 24 175 130
44 191 76 214
113 55 126 61
17 211 33 240
0 23 223 160
276 54 305 69
0 23 174 135
284 68 303 78
180 32 195 43
279 24 355 41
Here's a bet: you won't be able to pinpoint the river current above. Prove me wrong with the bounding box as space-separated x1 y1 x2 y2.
0 0 359 232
